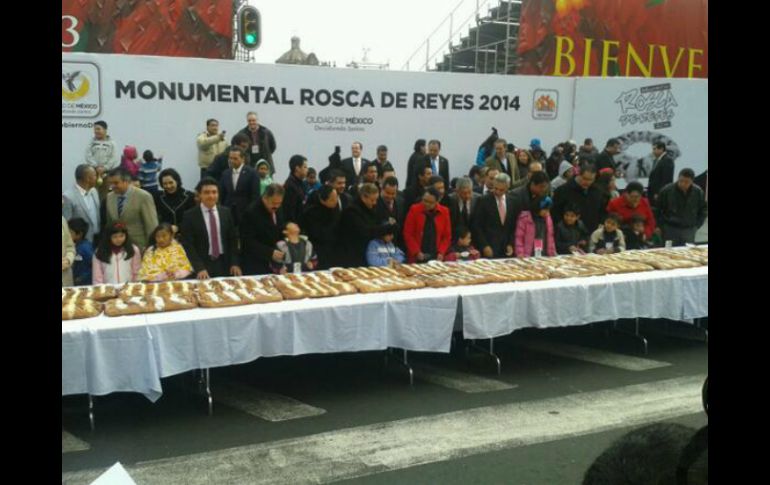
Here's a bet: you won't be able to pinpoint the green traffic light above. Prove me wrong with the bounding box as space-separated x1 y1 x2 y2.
245 33 257 45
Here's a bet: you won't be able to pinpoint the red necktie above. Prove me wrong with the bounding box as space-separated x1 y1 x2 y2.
209 209 220 258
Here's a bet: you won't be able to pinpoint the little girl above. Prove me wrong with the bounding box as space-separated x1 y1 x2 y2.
138 223 193 281
120 145 141 178
515 196 556 257
92 222 142 284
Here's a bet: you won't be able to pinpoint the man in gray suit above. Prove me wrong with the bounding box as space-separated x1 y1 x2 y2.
104 167 159 251
62 164 101 243
448 177 480 243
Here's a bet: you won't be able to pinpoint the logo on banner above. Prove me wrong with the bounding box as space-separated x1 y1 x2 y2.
305 115 375 132
532 90 558 120
615 83 677 129
62 61 101 118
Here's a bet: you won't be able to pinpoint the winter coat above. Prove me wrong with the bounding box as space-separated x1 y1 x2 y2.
85 136 119 171
606 196 656 238
514 211 556 257
402 203 452 263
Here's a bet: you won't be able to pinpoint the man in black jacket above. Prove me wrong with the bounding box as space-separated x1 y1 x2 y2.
340 141 370 189
219 146 260 226
240 184 286 275
339 183 397 267
448 177 480 243
301 185 342 269
376 176 407 250
472 173 517 258
656 168 708 246
405 139 427 189
237 111 277 173
282 154 308 224
180 177 242 279
647 141 675 205
552 164 606 234
594 138 621 173
402 164 433 210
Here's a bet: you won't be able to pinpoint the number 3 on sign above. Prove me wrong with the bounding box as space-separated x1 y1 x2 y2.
62 16 80 48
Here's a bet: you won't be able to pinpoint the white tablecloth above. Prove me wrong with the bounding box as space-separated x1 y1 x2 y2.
459 266 708 339
62 266 707 401
62 287 459 402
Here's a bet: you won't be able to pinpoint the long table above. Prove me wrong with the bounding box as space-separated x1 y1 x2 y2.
62 266 708 403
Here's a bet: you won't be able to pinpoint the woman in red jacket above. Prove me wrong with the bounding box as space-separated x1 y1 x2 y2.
606 181 656 238
403 187 452 263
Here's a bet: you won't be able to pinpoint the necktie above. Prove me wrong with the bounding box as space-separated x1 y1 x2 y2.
117 195 126 216
388 200 394 212
497 196 506 225
461 202 469 226
354 159 360 175
272 212 277 225
432 158 438 175
208 209 220 258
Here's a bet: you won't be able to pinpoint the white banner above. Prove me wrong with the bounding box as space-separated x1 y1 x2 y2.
62 53 575 192
571 77 708 184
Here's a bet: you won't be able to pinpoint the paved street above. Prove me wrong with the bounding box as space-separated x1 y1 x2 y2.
63 319 708 485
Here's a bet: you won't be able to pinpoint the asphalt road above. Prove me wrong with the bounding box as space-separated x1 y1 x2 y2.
62 318 708 484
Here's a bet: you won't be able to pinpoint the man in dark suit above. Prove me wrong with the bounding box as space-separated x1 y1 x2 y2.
340 141 370 189
472 173 517 258
419 139 450 187
348 162 380 199
339 183 397 267
205 133 251 182
594 138 621 173
180 177 242 279
484 138 518 182
448 176 480 243
647 141 675 206
302 185 342 269
219 146 260 226
282 154 308 224
240 184 286 275
402 164 433 210
376 176 407 250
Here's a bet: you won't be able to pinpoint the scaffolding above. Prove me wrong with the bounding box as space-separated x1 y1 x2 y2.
403 0 522 75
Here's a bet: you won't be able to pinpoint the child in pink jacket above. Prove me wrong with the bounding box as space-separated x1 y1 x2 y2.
515 196 556 257
120 145 141 178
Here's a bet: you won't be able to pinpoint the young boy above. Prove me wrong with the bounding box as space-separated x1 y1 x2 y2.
555 204 589 254
68 217 94 285
623 214 651 250
366 225 406 267
256 159 273 197
274 222 317 273
138 150 163 194
590 213 626 254
303 167 322 199
445 227 481 262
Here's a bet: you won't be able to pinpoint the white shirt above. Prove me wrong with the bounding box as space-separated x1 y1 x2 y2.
76 183 98 225
231 165 243 189
354 158 362 175
200 204 223 257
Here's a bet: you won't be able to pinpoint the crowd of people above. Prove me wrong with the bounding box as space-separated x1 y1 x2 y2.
62 112 708 287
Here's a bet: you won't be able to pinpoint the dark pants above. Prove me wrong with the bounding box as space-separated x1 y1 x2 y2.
662 225 697 246
203 255 229 278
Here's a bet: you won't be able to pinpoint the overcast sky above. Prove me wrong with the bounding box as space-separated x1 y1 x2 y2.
248 0 494 70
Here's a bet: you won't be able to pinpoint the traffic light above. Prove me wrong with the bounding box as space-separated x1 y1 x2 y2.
239 6 261 50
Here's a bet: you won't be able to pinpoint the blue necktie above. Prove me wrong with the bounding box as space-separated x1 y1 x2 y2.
432 158 438 175
118 195 126 216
